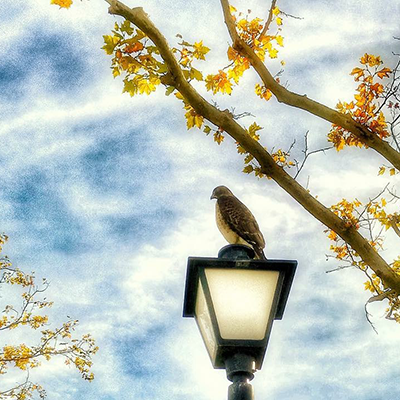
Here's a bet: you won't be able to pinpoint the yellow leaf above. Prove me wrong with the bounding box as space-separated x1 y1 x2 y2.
193 41 210 60
214 131 224 144
194 114 204 129
275 35 284 47
51 0 73 8
272 6 280 15
327 230 337 241
138 79 156 95
390 168 396 176
190 67 203 81
229 5 237 13
378 166 386 175
175 92 184 100
248 122 262 139
276 17 283 25
350 67 364 80
243 165 254 174
112 67 120 78
185 111 195 129
237 19 248 31
102 35 120 55
227 46 237 61
336 138 345 152
203 125 212 135
268 48 278 59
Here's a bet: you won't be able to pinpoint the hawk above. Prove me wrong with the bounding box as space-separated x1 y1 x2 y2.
210 186 266 259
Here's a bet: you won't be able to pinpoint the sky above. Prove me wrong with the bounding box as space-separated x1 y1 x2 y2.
1 0 400 399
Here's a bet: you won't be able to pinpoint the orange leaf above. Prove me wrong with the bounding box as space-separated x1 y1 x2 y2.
51 0 73 8
377 67 391 79
124 42 144 54
350 67 364 80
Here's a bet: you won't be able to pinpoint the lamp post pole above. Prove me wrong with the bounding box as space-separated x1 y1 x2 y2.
225 353 255 400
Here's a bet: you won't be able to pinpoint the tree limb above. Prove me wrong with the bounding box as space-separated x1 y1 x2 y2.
259 0 277 39
105 0 400 295
219 0 400 171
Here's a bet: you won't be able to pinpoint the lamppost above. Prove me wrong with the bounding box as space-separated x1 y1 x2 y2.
183 244 297 400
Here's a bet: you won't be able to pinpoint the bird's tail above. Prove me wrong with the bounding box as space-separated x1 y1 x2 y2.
254 247 267 260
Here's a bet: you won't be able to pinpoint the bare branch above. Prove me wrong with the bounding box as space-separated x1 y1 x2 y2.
364 302 379 334
294 130 333 179
279 10 303 20
325 264 353 273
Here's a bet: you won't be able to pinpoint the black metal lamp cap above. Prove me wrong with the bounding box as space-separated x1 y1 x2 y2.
218 244 255 260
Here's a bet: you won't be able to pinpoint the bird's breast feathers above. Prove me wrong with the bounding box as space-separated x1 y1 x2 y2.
215 202 250 246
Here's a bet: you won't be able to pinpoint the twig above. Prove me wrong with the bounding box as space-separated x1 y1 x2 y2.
325 264 353 273
279 10 303 20
259 0 277 39
294 130 333 179
364 302 378 334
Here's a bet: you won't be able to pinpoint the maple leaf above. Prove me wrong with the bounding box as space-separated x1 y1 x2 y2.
272 6 280 16
360 53 381 67
243 165 254 174
244 154 254 164
124 42 144 54
203 125 212 135
214 131 224 144
276 17 283 26
205 71 232 95
193 41 210 60
189 67 203 81
350 67 364 81
255 83 272 101
102 35 120 55
138 79 157 95
194 114 204 129
268 48 278 59
237 19 248 31
248 122 262 140
377 67 392 79
50 0 73 8
120 20 135 35
275 35 284 47
227 46 238 61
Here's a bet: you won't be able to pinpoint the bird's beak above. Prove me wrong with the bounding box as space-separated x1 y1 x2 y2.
210 192 216 200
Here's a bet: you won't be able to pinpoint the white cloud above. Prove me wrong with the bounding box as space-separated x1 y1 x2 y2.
2 0 400 399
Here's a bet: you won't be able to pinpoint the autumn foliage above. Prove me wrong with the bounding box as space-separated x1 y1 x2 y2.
328 54 392 151
0 234 98 399
48 0 400 329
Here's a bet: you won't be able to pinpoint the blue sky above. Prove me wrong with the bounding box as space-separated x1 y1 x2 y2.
1 0 400 399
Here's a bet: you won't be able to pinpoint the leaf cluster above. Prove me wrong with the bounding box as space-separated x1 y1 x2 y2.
328 54 392 151
0 235 98 399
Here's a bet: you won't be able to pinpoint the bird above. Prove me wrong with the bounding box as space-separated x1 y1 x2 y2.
210 185 266 259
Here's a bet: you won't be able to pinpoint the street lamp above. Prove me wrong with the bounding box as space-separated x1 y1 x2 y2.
183 244 297 400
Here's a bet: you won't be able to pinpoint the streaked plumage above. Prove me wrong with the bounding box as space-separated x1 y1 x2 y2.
210 186 266 259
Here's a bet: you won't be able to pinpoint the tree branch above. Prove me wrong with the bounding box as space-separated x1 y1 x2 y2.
259 0 277 39
219 0 400 171
105 0 400 295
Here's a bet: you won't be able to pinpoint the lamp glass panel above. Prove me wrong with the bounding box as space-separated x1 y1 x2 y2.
205 268 279 340
195 278 217 363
